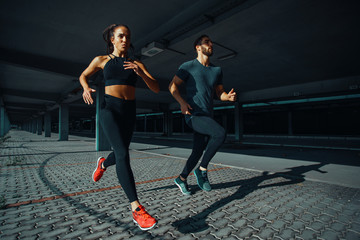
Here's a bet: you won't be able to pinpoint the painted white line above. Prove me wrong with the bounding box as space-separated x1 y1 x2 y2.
132 148 360 189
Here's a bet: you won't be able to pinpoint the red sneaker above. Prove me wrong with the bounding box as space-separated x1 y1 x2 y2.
132 205 157 230
92 157 106 182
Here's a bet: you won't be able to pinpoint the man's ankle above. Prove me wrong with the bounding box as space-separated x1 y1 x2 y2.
179 175 186 182
199 166 207 171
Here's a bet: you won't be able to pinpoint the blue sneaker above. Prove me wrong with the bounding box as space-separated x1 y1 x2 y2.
194 168 212 191
174 177 191 195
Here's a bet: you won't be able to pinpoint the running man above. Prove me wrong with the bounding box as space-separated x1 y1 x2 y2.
169 35 237 195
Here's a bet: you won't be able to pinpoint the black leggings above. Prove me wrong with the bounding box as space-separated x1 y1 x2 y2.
180 115 226 179
100 94 137 202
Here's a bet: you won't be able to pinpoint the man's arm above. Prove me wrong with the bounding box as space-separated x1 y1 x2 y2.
169 76 193 115
215 84 237 102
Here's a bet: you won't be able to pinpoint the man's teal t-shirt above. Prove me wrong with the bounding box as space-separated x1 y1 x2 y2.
176 59 223 116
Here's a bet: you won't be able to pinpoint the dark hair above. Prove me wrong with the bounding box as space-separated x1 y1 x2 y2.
193 34 209 50
102 24 131 54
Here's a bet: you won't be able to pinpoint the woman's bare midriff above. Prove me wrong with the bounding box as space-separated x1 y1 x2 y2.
105 85 136 100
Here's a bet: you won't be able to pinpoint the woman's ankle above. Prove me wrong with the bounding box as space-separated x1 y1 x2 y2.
131 200 140 211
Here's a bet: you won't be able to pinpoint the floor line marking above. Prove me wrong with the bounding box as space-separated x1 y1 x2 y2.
0 156 156 170
4 167 229 209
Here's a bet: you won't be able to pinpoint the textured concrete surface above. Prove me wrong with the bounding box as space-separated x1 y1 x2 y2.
1 130 359 239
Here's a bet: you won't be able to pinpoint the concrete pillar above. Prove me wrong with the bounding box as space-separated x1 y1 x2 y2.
32 119 37 134
288 109 293 135
59 104 69 141
26 121 30 132
222 113 228 132
181 117 185 133
44 112 51 137
144 115 147 132
37 117 43 135
163 110 173 136
6 114 10 133
91 117 95 133
96 82 111 151
0 106 5 137
234 102 244 142
154 118 157 132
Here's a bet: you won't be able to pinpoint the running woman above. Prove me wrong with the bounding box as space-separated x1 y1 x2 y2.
79 24 159 230
169 35 237 195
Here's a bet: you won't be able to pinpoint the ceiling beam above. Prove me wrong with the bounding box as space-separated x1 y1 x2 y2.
1 88 60 102
0 47 86 77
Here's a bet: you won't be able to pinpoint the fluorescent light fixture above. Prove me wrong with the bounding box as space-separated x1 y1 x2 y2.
141 42 164 57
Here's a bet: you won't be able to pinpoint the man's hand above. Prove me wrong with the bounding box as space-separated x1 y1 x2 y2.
181 102 193 115
227 88 237 102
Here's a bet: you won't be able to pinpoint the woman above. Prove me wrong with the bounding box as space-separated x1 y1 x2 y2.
79 24 159 231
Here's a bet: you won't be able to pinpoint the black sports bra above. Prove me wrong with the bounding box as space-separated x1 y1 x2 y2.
103 54 137 87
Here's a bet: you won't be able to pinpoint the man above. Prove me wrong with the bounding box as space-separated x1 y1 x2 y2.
169 35 237 195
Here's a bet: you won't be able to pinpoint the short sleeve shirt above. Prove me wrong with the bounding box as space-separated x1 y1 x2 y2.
176 59 223 116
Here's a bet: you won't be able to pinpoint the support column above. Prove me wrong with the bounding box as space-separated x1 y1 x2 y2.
154 118 157 133
181 117 185 133
234 102 244 142
288 109 293 135
144 115 147 133
96 82 111 151
59 104 69 141
32 119 37 134
0 106 4 137
37 117 43 135
163 110 173 136
44 112 51 137
222 113 228 132
6 114 10 133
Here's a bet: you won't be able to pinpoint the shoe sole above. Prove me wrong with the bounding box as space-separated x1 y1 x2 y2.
92 157 103 182
133 219 157 231
194 170 211 192
174 179 191 195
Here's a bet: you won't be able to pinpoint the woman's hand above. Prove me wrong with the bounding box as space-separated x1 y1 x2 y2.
82 88 96 105
123 61 144 77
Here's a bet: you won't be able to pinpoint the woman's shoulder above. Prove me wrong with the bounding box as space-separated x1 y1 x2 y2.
93 55 110 63
91 55 112 69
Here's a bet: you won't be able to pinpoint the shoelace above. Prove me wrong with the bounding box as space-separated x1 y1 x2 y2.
202 171 209 181
135 208 150 220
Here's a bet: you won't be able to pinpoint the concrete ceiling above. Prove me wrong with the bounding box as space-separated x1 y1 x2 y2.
1 0 360 124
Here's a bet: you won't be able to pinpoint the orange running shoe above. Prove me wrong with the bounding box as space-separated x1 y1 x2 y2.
92 157 106 182
132 205 157 230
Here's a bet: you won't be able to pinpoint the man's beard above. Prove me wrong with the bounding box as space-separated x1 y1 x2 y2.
201 46 213 56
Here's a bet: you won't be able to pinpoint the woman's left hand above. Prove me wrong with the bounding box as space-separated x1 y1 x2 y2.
123 61 144 76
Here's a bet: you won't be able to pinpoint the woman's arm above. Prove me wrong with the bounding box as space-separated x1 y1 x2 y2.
79 56 104 105
124 60 160 93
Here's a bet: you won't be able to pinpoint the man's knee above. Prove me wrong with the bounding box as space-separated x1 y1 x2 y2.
213 127 226 143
